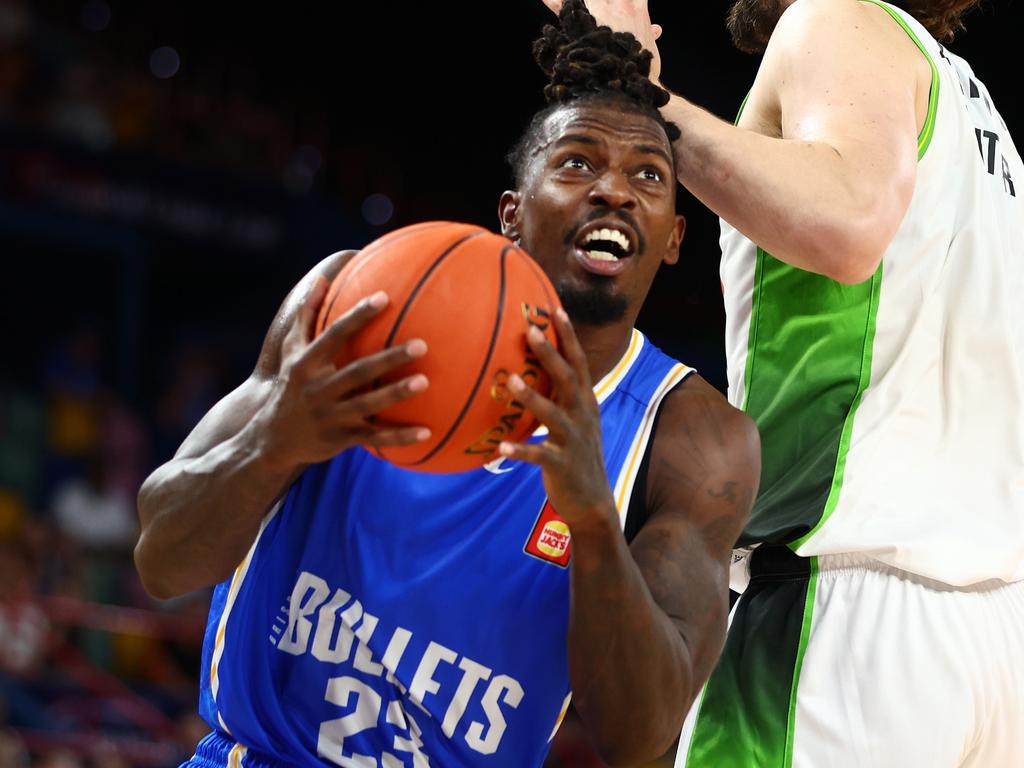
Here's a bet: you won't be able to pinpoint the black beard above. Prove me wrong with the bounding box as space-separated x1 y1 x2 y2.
726 0 787 54
557 276 628 327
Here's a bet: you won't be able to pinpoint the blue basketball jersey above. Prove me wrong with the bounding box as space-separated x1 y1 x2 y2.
188 330 692 768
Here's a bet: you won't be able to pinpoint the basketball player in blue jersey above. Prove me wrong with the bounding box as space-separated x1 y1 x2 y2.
134 5 760 766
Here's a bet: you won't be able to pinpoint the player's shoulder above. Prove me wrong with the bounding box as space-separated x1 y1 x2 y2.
770 0 906 52
776 0 873 29
653 375 760 471
254 250 360 380
272 250 359 326
640 376 759 526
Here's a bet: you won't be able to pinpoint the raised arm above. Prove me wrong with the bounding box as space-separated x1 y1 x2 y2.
135 251 431 599
499 312 759 765
545 0 930 283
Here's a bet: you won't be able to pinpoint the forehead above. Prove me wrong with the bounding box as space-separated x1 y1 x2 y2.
534 103 671 159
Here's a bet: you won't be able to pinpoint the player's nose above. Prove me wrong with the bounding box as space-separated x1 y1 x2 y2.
587 171 637 210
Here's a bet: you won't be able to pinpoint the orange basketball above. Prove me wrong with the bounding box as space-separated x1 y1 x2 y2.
316 221 562 473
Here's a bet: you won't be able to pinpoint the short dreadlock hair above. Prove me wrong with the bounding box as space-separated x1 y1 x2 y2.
507 0 680 187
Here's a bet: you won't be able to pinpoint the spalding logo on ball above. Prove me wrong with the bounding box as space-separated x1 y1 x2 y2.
316 221 562 473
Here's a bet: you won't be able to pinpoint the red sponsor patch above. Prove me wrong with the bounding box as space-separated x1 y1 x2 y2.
524 499 571 567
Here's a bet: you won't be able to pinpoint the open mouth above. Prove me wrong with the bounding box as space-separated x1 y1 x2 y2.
573 223 636 275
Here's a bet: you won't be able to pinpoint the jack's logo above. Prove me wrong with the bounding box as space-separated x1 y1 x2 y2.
525 500 571 567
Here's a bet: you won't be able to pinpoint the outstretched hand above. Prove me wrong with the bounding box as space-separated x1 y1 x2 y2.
254 277 431 470
541 0 664 81
497 309 616 526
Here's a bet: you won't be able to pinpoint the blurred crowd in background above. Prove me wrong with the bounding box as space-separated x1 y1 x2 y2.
0 1 689 764
2 1 252 764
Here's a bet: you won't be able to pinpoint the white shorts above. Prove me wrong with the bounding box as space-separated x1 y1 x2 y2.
676 547 1024 767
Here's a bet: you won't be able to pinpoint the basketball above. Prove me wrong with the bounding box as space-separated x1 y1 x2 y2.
316 221 562 473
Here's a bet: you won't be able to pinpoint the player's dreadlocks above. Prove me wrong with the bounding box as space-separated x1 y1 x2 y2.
507 0 680 187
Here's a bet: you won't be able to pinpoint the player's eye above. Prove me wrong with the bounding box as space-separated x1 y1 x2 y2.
637 168 663 182
560 156 590 171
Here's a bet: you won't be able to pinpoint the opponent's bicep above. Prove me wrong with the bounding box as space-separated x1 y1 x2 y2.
769 1 922 173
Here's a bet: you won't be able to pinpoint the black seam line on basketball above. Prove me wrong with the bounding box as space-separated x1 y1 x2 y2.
412 244 510 466
368 229 486 458
319 223 456 334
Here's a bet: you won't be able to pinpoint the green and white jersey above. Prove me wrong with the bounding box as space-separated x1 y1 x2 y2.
722 1 1024 585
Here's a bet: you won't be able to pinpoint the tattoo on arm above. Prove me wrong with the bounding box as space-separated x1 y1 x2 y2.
707 481 738 504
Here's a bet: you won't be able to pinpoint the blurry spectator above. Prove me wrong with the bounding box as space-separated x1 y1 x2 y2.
43 325 103 497
154 341 224 462
36 749 83 768
175 712 206 760
0 538 48 676
106 72 157 148
0 536 52 731
47 63 113 151
19 518 81 599
0 491 26 542
0 728 29 768
50 453 135 552
98 394 147 501
88 741 128 768
0 386 46 509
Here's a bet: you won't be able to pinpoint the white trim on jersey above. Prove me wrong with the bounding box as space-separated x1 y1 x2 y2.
534 328 646 438
210 500 285 722
612 363 695 525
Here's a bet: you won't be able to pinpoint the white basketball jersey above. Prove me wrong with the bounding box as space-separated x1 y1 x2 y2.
721 1 1024 585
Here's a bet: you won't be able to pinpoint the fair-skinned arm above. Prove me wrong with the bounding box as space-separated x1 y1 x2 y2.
134 251 432 599
499 312 759 765
543 0 928 284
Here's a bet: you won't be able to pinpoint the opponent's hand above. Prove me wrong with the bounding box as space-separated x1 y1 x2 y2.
541 0 664 82
497 309 616 526
254 277 431 469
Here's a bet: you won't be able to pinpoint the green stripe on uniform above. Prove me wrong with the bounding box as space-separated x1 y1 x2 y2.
740 258 882 546
736 0 939 547
683 557 817 767
783 557 819 766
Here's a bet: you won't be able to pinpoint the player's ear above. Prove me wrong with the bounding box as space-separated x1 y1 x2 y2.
499 191 522 241
663 214 686 266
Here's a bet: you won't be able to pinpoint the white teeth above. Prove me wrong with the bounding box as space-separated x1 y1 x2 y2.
588 250 618 262
582 227 631 252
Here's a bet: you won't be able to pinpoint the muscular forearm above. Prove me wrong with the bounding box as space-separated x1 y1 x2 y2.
135 421 301 599
567 511 694 765
665 96 907 284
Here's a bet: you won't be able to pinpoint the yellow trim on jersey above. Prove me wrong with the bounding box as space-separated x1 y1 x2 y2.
594 328 643 403
612 363 695 518
533 329 644 438
548 692 573 743
226 743 247 768
210 501 285 722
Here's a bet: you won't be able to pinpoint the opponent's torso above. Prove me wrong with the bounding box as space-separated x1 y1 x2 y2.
196 331 692 767
722 1 1024 584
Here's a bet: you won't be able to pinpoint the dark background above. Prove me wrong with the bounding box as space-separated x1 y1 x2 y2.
0 1 1019 765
